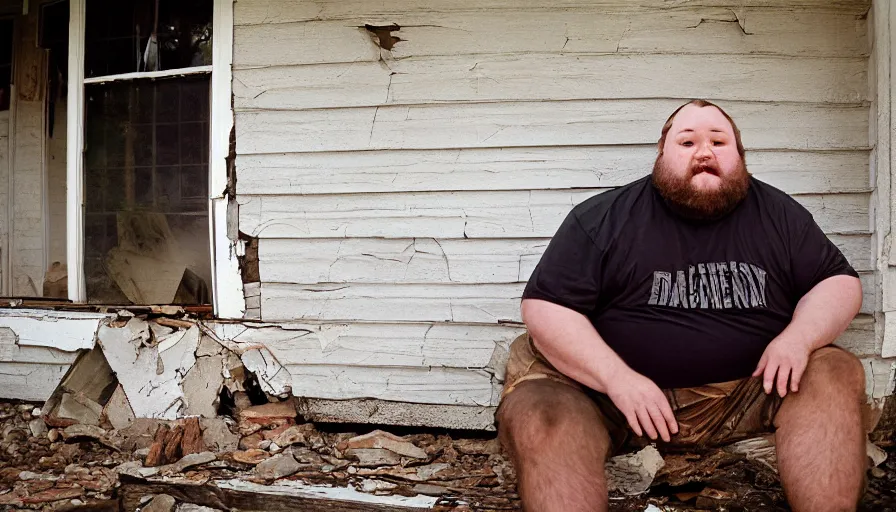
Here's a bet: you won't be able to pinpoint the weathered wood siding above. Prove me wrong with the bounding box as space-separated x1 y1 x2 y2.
232 0 874 408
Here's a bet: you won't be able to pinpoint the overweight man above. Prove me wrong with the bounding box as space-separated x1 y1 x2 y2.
497 100 867 512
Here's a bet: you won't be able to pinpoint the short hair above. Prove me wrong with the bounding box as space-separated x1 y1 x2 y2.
657 99 746 158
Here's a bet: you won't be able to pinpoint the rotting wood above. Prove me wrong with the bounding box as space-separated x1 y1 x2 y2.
118 475 434 511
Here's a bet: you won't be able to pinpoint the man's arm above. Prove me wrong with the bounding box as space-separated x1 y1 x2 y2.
522 298 679 442
753 275 862 397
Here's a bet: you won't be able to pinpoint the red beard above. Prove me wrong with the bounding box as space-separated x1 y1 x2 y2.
652 157 751 220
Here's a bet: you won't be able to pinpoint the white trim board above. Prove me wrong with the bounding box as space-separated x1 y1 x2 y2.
65 0 85 302
210 0 246 319
0 308 109 351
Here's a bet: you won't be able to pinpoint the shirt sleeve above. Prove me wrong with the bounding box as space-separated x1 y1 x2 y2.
790 218 859 300
522 210 605 316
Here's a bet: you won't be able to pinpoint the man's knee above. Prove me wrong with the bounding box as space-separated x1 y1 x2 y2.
497 380 610 457
804 347 865 397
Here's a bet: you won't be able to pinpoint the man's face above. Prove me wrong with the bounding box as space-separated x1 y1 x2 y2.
653 104 750 219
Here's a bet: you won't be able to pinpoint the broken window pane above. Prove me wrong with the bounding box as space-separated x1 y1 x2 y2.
84 0 212 78
0 19 13 111
83 75 211 305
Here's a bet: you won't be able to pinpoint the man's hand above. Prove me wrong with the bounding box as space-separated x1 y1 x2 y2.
752 336 813 397
605 370 679 442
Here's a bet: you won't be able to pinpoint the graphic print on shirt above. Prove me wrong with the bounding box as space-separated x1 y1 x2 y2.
647 262 768 309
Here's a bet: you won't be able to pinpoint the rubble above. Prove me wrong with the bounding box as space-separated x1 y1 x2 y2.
254 453 302 480
341 429 429 459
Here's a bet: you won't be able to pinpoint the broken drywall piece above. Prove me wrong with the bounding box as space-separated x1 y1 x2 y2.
57 393 103 426
241 348 292 396
605 445 664 496
104 385 136 431
182 355 225 418
196 335 224 357
99 320 198 420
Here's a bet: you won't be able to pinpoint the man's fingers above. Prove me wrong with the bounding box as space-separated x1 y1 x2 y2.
776 365 790 397
762 362 779 394
647 405 670 442
623 410 643 437
635 408 659 440
658 399 679 435
752 353 768 378
791 363 806 393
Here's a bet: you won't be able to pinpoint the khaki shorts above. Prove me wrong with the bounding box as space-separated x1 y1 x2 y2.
500 333 784 452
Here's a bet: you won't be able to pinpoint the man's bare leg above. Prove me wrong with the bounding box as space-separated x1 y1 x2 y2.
774 347 867 512
497 379 613 512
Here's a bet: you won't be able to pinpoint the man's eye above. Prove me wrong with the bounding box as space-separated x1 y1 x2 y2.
713 141 725 146
681 141 694 147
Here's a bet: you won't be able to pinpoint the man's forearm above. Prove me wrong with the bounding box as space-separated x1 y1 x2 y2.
520 298 631 394
778 275 863 352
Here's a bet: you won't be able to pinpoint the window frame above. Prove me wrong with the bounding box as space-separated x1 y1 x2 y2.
66 0 244 317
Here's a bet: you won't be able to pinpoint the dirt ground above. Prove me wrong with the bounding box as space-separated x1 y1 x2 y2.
0 399 892 511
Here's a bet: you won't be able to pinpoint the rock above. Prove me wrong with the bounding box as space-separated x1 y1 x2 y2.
239 433 264 450
453 438 501 456
142 494 177 512
161 452 216 475
345 448 402 467
238 401 297 426
113 461 160 478
21 487 83 504
415 463 451 481
271 424 314 448
288 447 324 465
19 471 56 481
413 483 449 496
135 447 151 459
176 504 223 512
605 445 665 496
181 418 205 455
259 440 272 451
199 418 239 452
29 418 48 438
62 424 119 450
360 479 398 493
47 429 60 442
868 440 888 467
103 385 136 431
255 453 302 480
342 430 428 459
145 425 172 467
118 419 166 451
232 449 270 465
232 392 253 413
269 442 282 453
871 467 887 479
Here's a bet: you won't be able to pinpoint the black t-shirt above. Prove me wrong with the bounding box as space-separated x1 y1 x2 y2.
523 176 859 389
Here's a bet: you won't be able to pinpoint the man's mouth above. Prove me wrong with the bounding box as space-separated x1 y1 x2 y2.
692 164 720 176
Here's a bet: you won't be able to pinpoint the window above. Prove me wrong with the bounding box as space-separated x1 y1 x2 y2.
79 0 213 305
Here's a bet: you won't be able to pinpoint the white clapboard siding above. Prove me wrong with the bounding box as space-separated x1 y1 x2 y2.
235 102 869 155
233 0 871 26
220 322 524 369
238 191 870 239
836 315 877 356
256 273 876 322
233 11 867 67
283 364 500 406
237 149 869 196
257 234 873 285
233 56 867 111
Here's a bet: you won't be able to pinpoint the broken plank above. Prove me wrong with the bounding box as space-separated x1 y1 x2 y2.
0 362 71 401
237 191 870 239
119 475 434 511
256 234 872 284
283 364 500 406
233 10 866 67
0 309 109 351
234 0 871 25
232 55 867 109
236 148 871 196
234 101 869 153
215 321 523 369
0 328 80 364
298 398 498 431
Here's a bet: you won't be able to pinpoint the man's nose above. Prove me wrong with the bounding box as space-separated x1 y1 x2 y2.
694 141 713 160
